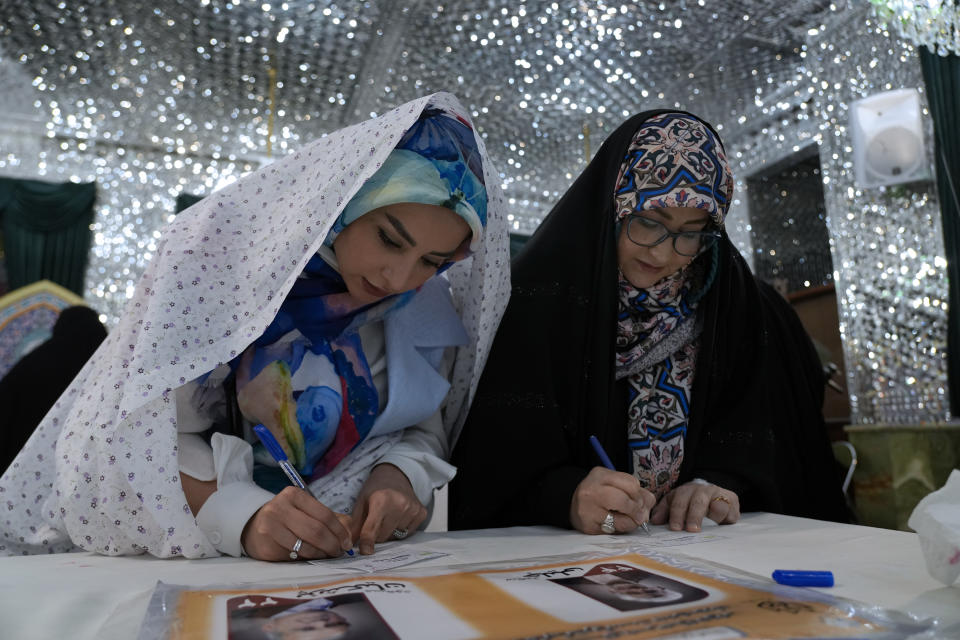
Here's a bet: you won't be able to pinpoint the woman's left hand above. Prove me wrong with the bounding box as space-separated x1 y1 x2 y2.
350 463 427 555
650 481 740 532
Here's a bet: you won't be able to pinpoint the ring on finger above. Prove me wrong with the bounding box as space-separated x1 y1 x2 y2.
712 495 730 504
392 528 409 540
600 512 617 535
289 537 303 561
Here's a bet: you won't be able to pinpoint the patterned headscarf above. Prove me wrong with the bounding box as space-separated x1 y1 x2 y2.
614 112 733 228
236 107 488 483
613 112 734 499
329 108 487 253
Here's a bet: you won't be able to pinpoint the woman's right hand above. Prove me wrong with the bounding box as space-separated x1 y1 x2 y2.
240 486 353 561
570 467 656 534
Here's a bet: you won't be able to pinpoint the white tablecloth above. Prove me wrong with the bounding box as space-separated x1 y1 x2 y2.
0 512 956 639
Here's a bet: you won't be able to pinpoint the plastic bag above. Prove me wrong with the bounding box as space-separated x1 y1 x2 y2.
908 469 960 586
138 546 945 639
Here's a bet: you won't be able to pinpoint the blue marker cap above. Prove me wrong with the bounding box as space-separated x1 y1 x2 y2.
253 424 289 462
772 570 834 587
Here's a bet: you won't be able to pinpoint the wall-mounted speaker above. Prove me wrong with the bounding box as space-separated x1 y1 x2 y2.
851 88 930 188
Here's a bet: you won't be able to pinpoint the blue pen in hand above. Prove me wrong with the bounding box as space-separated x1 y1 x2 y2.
253 424 310 491
589 435 652 536
253 424 355 556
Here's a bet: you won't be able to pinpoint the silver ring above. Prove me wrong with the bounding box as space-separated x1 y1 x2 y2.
391 528 409 540
600 512 616 535
289 537 303 560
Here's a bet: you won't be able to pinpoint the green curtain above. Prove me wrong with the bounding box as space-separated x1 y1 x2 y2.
176 192 204 213
0 178 96 295
919 48 960 414
509 232 530 259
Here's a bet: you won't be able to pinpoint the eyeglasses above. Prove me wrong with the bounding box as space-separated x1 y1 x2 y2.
624 215 721 257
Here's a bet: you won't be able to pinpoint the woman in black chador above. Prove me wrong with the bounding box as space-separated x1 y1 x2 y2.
450 111 849 535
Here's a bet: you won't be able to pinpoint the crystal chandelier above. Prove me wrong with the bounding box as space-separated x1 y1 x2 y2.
868 0 960 55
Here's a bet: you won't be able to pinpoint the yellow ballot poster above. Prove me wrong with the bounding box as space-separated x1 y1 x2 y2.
139 552 933 639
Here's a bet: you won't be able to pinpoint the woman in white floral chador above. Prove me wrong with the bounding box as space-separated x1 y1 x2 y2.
0 93 510 561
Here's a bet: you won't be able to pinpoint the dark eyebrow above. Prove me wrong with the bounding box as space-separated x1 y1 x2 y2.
650 207 709 227
385 212 416 246
386 211 464 258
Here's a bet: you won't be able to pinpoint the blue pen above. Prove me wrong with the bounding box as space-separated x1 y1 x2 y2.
253 424 310 490
589 435 651 536
772 570 834 587
253 424 354 556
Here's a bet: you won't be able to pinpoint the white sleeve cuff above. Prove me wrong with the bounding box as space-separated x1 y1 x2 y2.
377 405 456 507
195 481 275 557
193 432 276 556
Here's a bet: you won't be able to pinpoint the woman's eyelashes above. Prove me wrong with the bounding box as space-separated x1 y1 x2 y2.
377 227 445 270
377 227 402 249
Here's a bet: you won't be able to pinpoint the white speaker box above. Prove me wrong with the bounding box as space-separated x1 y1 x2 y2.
851 88 930 188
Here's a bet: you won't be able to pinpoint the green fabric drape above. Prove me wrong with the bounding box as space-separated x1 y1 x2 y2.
919 48 960 415
175 193 203 213
0 178 96 295
509 232 530 258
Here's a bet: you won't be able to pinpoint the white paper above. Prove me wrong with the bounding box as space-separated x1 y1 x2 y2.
310 545 449 573
630 531 729 547
608 519 728 547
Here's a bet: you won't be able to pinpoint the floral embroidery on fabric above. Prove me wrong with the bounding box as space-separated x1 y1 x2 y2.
614 112 734 228
618 269 699 499
616 269 695 371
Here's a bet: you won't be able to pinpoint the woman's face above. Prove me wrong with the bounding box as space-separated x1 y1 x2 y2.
261 609 349 640
609 581 669 599
617 206 710 289
333 201 470 304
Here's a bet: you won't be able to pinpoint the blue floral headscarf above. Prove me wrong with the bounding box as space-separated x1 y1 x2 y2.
235 106 487 483
327 108 487 252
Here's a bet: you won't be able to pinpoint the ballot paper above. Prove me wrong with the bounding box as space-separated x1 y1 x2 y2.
614 518 729 547
629 530 729 547
312 546 450 573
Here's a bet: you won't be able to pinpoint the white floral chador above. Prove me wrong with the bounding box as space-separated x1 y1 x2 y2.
0 92 510 558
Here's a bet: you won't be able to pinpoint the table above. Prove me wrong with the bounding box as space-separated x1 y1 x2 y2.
0 513 956 639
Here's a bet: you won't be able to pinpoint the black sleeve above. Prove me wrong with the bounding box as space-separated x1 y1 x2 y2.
683 275 850 522
449 378 590 529
0 356 37 473
448 282 613 531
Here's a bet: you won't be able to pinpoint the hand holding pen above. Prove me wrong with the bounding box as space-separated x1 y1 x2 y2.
255 426 427 557
238 425 354 562
586 433 741 533
567 435 654 536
